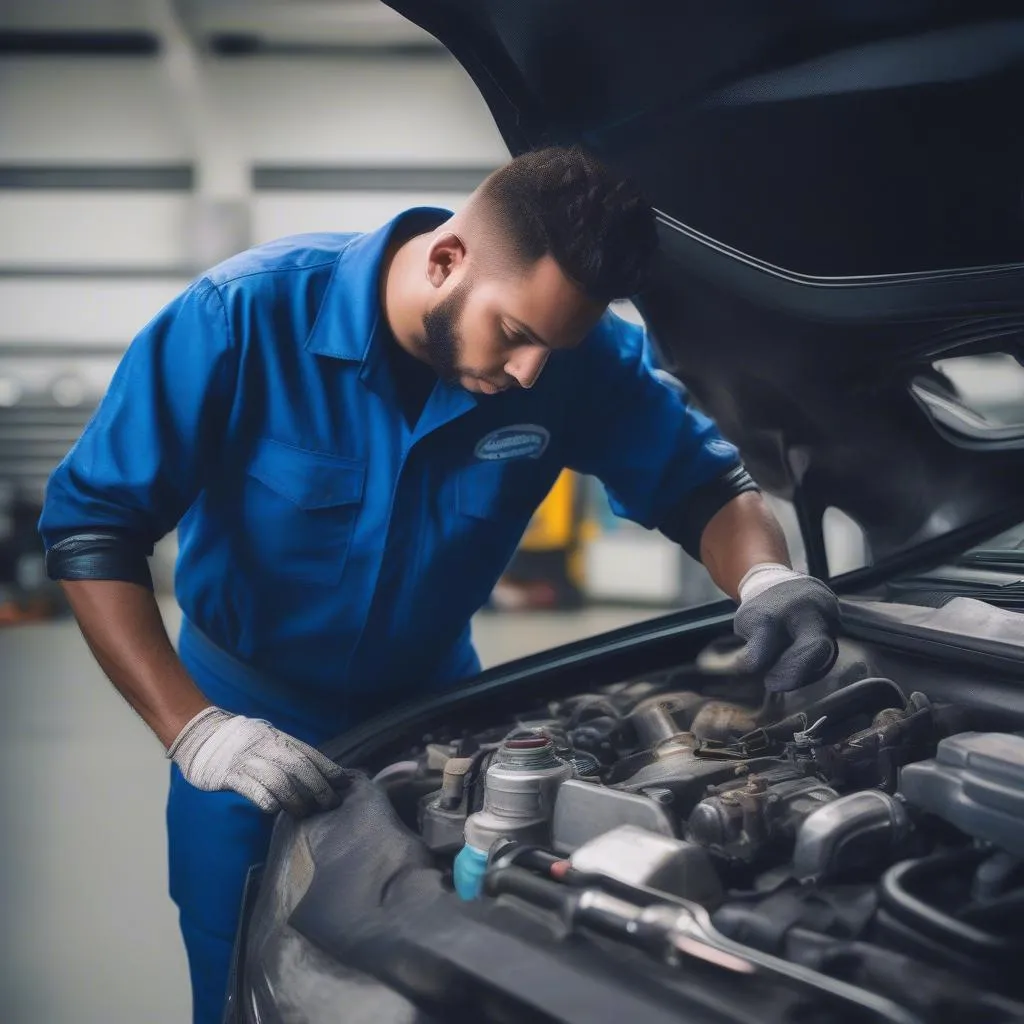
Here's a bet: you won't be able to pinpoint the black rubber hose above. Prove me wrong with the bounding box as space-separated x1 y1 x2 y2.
488 840 563 875
879 850 1021 961
746 677 907 745
957 887 1024 928
484 866 668 951
484 864 571 912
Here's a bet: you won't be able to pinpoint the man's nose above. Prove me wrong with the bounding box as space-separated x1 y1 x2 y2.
505 347 550 389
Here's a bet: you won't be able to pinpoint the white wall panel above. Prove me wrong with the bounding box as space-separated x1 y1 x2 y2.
0 193 191 269
0 0 152 32
252 190 468 242
0 59 190 164
209 58 508 165
0 56 507 168
0 279 187 345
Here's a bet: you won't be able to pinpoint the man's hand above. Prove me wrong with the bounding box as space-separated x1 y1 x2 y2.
167 707 348 816
733 564 840 692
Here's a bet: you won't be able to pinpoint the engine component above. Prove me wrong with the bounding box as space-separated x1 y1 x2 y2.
567 715 622 764
371 759 421 785
971 850 1021 903
609 730 785 815
789 716 828 768
688 766 839 862
462 735 574 854
566 750 602 779
791 791 911 882
551 779 675 854
454 736 573 899
628 692 707 749
453 842 490 901
810 692 941 793
419 755 476 853
568 824 724 907
482 867 922 1024
508 719 570 750
740 676 908 754
690 700 758 744
899 732 1024 857
713 893 1024 1022
694 634 749 675
425 743 457 772
876 847 1024 996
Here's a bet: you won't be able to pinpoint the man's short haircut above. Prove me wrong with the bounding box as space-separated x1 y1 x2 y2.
475 145 659 304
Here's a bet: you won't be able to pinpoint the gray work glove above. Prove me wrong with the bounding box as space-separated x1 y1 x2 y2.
167 707 348 816
733 564 840 693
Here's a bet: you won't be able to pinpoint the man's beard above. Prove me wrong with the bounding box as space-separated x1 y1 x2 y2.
420 277 471 386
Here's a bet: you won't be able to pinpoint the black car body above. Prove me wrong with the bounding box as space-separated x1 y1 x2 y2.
227 4 1024 1022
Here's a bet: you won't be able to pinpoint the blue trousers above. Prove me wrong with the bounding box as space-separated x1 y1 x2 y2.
167 765 274 1023
168 625 342 1024
166 698 333 1024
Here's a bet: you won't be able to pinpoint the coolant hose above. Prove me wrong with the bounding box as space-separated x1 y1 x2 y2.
747 677 907 745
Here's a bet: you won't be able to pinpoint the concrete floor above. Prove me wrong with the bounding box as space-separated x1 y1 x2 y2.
0 598 656 1024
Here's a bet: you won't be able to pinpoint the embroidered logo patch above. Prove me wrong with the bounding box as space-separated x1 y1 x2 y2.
474 424 550 462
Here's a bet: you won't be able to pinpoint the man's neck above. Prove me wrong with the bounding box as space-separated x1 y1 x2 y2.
379 231 432 365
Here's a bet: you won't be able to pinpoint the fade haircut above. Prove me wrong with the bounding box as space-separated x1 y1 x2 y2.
473 145 658 304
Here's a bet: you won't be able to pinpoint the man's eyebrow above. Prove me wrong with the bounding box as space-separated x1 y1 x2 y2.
509 318 550 348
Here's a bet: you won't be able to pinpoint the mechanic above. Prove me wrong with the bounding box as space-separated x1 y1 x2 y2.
38 145 840 1023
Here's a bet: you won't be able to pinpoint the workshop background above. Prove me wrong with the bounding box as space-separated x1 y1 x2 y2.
0 3 1017 1023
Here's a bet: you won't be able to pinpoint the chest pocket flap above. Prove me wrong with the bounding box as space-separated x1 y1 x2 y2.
248 438 364 510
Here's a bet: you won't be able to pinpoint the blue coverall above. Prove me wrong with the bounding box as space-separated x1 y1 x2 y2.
38 207 742 1022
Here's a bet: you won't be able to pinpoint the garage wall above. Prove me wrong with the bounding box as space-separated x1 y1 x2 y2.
0 54 507 273
0 55 507 165
0 49 507 514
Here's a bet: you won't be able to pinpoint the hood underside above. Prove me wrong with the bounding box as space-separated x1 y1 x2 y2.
384 0 1024 570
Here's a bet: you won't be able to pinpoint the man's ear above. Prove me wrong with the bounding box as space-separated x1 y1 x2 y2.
426 231 467 289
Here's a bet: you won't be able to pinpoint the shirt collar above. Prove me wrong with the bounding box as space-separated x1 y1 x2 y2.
305 206 453 362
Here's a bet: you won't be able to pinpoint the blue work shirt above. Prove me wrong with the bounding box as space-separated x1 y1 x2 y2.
40 208 740 736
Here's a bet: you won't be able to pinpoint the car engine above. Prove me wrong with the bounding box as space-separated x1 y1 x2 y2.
356 662 1024 1023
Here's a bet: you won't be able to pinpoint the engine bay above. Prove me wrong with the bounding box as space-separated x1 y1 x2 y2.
362 642 1024 1023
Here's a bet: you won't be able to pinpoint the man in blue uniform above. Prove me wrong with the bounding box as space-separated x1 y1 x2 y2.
39 146 840 1022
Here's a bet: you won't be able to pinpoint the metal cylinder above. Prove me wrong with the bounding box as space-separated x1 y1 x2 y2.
629 693 705 750
464 736 574 851
437 756 475 810
690 701 758 744
792 790 910 881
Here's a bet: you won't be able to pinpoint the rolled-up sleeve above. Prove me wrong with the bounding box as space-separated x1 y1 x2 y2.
39 277 237 551
565 312 743 530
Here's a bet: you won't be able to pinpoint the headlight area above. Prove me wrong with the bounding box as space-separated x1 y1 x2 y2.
231 808 429 1024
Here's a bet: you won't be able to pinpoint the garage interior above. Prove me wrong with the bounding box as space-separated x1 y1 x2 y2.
1 2 1016 1022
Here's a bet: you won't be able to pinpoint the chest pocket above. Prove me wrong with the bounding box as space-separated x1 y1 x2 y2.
244 438 365 586
455 458 551 525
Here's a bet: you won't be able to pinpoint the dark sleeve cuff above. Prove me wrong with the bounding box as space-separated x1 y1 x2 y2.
45 530 155 591
656 464 761 561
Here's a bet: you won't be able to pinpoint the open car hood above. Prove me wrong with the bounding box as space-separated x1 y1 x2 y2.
384 0 1024 572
